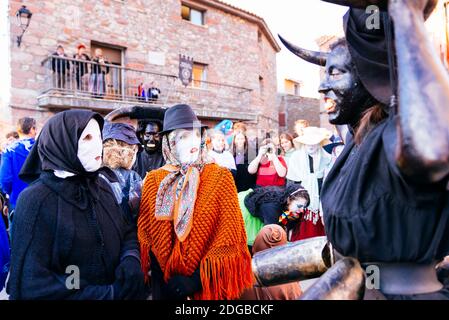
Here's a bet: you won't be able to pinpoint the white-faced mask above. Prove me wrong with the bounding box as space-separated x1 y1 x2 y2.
77 119 103 172
305 144 320 156
173 128 201 164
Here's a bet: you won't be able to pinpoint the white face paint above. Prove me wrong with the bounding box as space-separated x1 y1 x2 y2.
305 144 320 156
77 119 103 172
173 128 201 164
212 133 225 152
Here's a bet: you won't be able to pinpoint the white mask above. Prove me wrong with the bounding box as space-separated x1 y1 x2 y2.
77 119 103 172
173 128 201 164
305 144 320 156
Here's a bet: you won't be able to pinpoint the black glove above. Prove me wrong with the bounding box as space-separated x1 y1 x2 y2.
165 269 202 300
114 256 145 300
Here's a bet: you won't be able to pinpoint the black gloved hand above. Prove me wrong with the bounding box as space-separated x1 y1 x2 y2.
115 256 145 300
165 269 202 300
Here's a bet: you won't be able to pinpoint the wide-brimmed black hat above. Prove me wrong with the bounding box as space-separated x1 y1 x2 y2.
160 104 207 135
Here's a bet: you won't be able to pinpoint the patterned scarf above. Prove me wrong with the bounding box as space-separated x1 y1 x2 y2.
155 129 210 242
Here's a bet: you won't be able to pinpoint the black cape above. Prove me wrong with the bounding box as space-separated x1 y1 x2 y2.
8 110 139 300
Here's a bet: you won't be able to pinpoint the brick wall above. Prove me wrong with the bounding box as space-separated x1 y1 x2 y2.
277 94 320 135
3 0 279 137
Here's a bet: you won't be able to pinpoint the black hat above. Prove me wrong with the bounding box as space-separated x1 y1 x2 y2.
160 104 207 135
322 0 437 105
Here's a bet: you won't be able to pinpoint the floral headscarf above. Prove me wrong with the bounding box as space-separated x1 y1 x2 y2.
155 128 211 242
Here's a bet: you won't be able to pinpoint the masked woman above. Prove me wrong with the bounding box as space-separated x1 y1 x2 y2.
138 104 253 300
101 121 142 225
280 0 449 299
7 110 144 300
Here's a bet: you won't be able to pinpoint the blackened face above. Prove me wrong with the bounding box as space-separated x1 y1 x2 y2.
141 122 161 154
318 45 372 126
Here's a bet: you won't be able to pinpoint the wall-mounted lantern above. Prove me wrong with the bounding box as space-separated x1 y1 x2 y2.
15 5 32 47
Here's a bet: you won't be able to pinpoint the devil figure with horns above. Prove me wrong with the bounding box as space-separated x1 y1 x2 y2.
263 0 449 299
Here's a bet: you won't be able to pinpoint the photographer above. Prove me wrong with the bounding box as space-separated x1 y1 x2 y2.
248 138 287 187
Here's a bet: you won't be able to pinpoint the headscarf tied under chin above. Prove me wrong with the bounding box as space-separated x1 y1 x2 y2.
155 128 211 242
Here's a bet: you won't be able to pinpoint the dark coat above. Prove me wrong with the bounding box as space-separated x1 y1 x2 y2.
7 171 139 300
132 150 165 179
51 53 70 74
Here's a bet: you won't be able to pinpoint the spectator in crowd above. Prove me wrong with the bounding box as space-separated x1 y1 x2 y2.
286 127 332 241
233 122 247 135
214 120 234 147
243 183 309 229
148 81 161 102
208 130 236 172
231 131 256 192
279 133 295 164
1 132 19 156
5 131 19 144
73 44 90 91
89 48 110 99
51 45 70 90
239 224 302 300
133 120 165 179
101 121 143 225
8 110 144 300
294 119 309 137
248 138 287 187
0 117 37 231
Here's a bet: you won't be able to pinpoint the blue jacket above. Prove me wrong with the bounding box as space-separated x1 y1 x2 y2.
0 138 35 208
0 218 9 291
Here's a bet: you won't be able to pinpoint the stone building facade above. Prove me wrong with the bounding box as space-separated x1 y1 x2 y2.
1 0 280 138
277 93 320 135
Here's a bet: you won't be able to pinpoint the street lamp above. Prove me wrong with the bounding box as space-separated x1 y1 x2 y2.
15 5 32 47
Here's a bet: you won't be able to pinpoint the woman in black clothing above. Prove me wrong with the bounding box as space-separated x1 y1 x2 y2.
231 131 256 192
7 110 144 300
281 1 449 299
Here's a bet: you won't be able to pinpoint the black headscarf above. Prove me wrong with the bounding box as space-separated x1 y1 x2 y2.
343 7 397 106
19 110 116 209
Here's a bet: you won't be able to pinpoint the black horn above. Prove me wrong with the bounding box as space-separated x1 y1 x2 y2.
278 35 328 67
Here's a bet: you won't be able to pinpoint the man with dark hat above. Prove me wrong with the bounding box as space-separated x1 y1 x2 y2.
278 0 449 299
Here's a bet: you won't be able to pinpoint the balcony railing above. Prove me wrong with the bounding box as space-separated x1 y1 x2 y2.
39 55 255 120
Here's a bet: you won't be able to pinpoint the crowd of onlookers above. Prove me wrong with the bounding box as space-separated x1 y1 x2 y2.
50 44 160 101
205 119 344 247
0 113 345 299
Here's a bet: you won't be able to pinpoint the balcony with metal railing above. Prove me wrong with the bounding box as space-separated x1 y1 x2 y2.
38 55 256 121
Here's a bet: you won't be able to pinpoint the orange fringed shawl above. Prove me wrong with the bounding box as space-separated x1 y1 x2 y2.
138 163 254 300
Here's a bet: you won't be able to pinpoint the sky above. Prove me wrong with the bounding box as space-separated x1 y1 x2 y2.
222 0 348 97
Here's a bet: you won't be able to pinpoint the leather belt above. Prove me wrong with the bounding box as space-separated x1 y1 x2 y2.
362 261 443 296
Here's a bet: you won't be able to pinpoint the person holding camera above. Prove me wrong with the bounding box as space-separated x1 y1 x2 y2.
248 138 287 187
